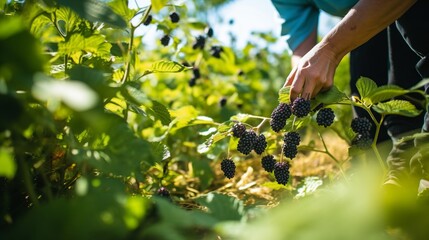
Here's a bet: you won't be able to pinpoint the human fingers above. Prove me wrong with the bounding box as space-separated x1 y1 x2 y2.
288 71 305 102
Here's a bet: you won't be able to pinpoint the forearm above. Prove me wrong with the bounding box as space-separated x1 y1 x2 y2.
319 0 417 63
292 27 317 68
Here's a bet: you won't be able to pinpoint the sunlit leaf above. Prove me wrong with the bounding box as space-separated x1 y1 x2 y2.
372 99 422 117
356 77 377 99
315 85 347 104
0 147 16 179
151 0 168 13
149 60 188 73
368 85 408 104
195 193 245 221
150 101 171 126
278 86 291 103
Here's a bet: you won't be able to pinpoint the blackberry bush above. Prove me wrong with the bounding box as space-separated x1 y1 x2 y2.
169 12 180 23
237 130 257 155
270 103 292 132
274 162 290 185
231 122 246 138
160 34 171 46
221 158 236 179
253 134 267 155
283 143 298 159
316 108 335 127
292 97 311 118
261 155 276 172
351 117 372 134
284 131 300 146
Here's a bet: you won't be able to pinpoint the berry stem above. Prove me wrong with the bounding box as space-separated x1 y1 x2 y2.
255 118 267 131
317 131 348 181
291 116 297 131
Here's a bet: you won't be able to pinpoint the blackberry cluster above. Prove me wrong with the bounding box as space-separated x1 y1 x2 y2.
160 34 171 46
351 117 372 134
270 103 292 132
292 97 311 118
316 108 335 127
156 187 171 200
221 158 236 179
283 144 298 159
237 130 257 155
143 15 152 25
352 133 372 149
231 122 246 138
192 35 206 50
169 12 180 23
284 131 300 146
253 134 267 155
210 45 223 58
261 155 276 172
274 162 290 185
205 26 214 38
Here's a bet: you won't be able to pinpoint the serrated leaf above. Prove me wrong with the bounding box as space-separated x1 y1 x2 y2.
372 99 422 117
195 193 245 221
55 7 80 36
149 60 188 73
108 0 136 22
57 0 127 28
356 77 377 99
151 0 168 13
58 34 111 62
368 85 408 104
150 101 171 125
315 85 347 104
278 86 291 103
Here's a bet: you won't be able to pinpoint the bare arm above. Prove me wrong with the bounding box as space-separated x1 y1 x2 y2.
286 0 417 101
291 27 317 68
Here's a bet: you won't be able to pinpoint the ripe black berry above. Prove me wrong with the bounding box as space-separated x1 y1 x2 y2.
192 35 206 50
283 143 298 159
351 117 372 134
351 133 372 149
219 97 227 107
292 97 311 118
270 103 292 132
156 187 171 199
192 67 201 79
143 15 152 25
316 108 335 127
205 26 214 38
188 77 197 87
221 158 235 179
261 155 276 172
160 34 171 46
284 131 300 146
274 162 290 185
231 122 246 138
210 45 223 58
237 130 257 155
253 134 267 155
169 12 180 23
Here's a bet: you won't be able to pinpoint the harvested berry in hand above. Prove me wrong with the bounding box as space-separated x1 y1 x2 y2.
143 15 152 25
221 158 235 179
169 12 180 23
160 34 171 46
205 26 214 38
292 97 311 118
352 132 372 149
237 130 257 155
253 134 267 155
192 35 206 50
270 103 292 132
284 131 300 146
351 117 372 134
283 143 298 159
210 45 223 58
316 108 335 127
231 122 246 138
274 162 290 185
261 155 276 172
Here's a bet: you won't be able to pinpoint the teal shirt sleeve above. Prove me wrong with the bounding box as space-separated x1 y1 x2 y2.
271 0 320 52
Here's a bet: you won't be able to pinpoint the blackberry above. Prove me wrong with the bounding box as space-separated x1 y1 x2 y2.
274 162 290 185
160 34 171 46
284 131 300 146
237 130 257 155
156 187 171 200
192 35 206 50
210 45 223 58
143 15 152 25
169 12 180 23
351 117 372 134
231 122 246 138
221 158 235 179
188 77 197 87
316 108 335 127
352 133 372 149
205 26 214 38
292 97 311 118
261 155 276 172
192 67 201 79
253 134 267 155
219 97 227 107
283 143 298 159
270 103 292 132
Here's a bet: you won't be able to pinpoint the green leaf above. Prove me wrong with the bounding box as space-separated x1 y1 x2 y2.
149 60 188 73
356 77 377 99
195 193 245 221
315 85 347 104
55 7 80 36
410 78 429 90
372 99 422 117
0 147 16 179
58 34 111 62
368 85 408 104
278 86 291 103
151 0 168 12
57 0 127 28
150 101 171 125
108 0 136 22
